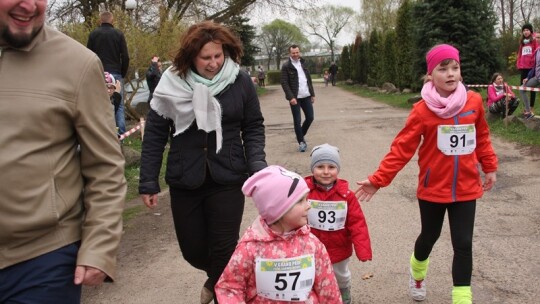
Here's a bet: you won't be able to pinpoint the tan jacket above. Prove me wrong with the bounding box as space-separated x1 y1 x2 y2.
0 26 126 280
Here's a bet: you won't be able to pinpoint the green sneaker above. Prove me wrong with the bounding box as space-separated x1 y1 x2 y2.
340 287 352 304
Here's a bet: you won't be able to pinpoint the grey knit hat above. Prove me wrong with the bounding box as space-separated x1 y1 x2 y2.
310 143 340 172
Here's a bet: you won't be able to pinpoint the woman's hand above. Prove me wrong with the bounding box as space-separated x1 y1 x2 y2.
355 180 379 202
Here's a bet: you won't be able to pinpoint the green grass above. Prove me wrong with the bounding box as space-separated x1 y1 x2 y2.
123 205 145 223
339 83 540 147
121 135 168 223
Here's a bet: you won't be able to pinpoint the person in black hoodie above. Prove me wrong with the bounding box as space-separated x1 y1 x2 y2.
145 56 162 102
87 11 130 136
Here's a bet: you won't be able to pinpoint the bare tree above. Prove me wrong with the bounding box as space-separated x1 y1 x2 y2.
47 0 317 29
360 0 400 34
301 5 356 62
259 19 309 69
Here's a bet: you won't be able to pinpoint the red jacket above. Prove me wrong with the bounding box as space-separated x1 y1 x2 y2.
305 177 372 264
369 91 498 203
517 38 538 70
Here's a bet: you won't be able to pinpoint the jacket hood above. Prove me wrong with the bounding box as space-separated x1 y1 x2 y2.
240 216 311 244
305 176 351 198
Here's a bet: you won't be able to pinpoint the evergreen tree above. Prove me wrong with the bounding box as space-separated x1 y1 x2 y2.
341 45 352 80
367 30 383 86
411 0 500 89
225 16 259 67
381 30 398 84
395 0 416 90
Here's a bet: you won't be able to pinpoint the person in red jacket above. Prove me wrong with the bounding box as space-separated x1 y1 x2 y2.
355 44 497 304
516 23 538 112
306 143 372 304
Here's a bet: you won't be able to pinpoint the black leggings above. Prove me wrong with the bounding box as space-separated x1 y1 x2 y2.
414 199 476 286
170 178 245 301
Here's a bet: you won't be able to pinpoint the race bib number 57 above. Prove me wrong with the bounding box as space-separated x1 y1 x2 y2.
437 124 476 155
255 254 315 302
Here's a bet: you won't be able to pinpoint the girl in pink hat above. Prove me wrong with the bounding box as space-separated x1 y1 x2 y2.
215 165 342 303
355 44 498 304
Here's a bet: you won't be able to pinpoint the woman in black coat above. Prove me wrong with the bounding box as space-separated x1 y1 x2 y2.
139 21 267 304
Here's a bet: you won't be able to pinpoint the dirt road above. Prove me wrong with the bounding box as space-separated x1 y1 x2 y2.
82 83 540 303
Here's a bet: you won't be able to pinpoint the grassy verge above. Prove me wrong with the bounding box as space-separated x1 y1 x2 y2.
339 83 540 147
121 135 168 222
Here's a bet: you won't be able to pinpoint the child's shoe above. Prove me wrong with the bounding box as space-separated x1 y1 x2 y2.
452 286 472 304
340 287 352 304
409 253 429 301
409 270 426 301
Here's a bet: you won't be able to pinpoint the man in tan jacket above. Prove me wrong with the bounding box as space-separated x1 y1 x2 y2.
0 1 127 302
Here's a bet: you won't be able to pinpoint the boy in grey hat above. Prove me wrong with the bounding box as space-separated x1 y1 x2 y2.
304 143 373 304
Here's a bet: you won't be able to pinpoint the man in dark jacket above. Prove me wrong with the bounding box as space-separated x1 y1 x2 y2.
146 56 162 103
87 11 130 136
329 62 338 86
280 44 315 152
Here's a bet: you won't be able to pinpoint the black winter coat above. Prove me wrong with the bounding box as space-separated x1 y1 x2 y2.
139 71 267 193
280 58 315 101
87 23 130 78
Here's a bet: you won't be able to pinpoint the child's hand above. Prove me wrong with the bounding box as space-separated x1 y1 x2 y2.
355 180 378 202
115 80 121 93
483 172 497 191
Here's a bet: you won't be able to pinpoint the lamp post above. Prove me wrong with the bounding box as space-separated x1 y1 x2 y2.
125 0 137 19
272 46 279 70
125 0 137 10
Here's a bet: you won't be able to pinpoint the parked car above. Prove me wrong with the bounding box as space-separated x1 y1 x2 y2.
124 80 149 107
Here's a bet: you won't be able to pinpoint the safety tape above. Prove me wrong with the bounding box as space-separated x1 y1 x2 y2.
119 120 145 140
467 84 540 92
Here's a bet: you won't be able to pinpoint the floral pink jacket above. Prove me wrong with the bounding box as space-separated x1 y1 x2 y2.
215 216 342 304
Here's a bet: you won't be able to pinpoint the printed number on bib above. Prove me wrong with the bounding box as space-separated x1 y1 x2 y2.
437 124 476 155
522 45 533 56
255 254 315 301
307 200 347 231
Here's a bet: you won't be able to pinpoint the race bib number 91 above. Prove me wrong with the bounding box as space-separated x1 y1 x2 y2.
437 124 476 155
255 254 315 302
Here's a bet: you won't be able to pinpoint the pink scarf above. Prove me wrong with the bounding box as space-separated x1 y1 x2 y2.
421 81 467 119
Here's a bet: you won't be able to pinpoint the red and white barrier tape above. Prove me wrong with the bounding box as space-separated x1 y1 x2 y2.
119 120 145 140
467 84 540 92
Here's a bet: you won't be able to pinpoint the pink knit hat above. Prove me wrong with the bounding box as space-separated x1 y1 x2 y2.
426 44 460 75
242 165 309 225
104 72 116 88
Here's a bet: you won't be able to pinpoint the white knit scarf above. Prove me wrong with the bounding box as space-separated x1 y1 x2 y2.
150 58 240 153
421 81 467 119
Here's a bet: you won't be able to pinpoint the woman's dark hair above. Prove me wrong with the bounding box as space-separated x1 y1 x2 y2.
490 72 503 84
172 21 243 78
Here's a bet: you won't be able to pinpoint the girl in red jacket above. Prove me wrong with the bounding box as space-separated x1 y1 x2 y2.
355 44 497 304
305 144 372 304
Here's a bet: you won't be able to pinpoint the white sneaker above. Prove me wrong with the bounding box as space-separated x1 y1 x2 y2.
409 272 426 301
